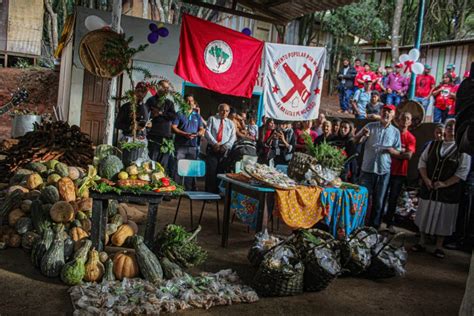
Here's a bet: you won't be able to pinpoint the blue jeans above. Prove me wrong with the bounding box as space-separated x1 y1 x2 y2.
358 171 391 228
338 86 353 112
414 97 430 111
355 114 366 120
386 93 402 106
383 175 406 226
434 107 448 123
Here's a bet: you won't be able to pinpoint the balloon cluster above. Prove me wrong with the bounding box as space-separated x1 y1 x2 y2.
148 23 169 44
241 27 252 36
399 48 424 75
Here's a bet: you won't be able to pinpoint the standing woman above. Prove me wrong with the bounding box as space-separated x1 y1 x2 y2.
257 118 275 163
432 74 456 123
413 119 471 258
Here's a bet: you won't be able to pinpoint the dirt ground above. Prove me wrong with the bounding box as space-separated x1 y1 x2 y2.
0 198 471 315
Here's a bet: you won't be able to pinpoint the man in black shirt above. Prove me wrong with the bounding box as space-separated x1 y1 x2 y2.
146 80 177 172
115 82 149 140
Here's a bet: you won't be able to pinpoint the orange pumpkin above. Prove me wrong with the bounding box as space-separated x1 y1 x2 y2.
111 224 134 247
113 251 139 280
70 226 89 241
84 249 104 282
50 201 75 223
58 177 76 202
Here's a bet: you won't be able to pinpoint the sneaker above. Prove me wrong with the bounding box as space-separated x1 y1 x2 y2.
387 225 397 234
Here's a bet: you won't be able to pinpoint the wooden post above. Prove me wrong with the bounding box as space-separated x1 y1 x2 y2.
103 0 122 145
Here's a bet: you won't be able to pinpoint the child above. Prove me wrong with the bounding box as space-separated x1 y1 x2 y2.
247 116 259 141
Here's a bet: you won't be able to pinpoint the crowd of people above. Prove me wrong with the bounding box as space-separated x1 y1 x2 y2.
337 58 469 123
116 74 472 259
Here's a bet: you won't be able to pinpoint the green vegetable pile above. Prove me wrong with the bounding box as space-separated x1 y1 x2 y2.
156 224 207 268
304 134 346 171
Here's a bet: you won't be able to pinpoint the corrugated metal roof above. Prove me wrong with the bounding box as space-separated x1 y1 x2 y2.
362 37 474 51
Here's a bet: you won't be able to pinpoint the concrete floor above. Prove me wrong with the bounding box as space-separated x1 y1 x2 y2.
0 198 471 315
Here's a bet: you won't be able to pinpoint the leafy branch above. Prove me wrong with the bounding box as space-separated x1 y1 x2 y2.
303 133 346 171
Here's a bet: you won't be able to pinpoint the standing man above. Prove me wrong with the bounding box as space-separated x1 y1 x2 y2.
354 58 364 73
337 58 357 114
354 105 401 228
352 78 373 119
384 112 416 233
414 64 436 111
385 63 408 106
171 98 205 190
355 62 376 89
205 103 236 193
146 80 177 172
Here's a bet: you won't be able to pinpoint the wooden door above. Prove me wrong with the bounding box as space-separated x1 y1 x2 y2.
80 71 110 145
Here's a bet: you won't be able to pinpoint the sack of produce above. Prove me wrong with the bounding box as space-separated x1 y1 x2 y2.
342 227 379 276
253 244 304 297
247 229 282 268
367 233 407 279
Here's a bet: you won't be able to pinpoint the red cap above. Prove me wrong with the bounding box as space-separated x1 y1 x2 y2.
464 71 470 79
395 63 403 68
383 104 396 112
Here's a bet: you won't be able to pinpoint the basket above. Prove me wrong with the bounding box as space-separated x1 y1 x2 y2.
342 227 380 276
366 233 407 279
302 239 341 292
287 152 318 181
292 228 335 257
247 233 285 268
252 244 304 297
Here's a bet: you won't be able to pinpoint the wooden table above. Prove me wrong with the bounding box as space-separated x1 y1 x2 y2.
90 191 167 251
217 174 275 248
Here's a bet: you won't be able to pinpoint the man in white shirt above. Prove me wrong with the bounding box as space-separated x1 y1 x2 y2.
205 103 236 193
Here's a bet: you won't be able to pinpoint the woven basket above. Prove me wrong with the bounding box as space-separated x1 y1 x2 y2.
247 246 268 268
302 239 341 292
341 227 379 276
293 228 335 257
366 233 406 279
287 152 318 181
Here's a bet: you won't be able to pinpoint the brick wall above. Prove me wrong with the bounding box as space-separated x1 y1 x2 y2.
0 68 58 139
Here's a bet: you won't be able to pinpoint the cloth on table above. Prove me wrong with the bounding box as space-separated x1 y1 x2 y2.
274 186 323 229
231 191 260 229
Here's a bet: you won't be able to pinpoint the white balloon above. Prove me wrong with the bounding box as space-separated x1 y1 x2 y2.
408 48 420 61
399 54 410 63
85 15 107 31
411 62 424 75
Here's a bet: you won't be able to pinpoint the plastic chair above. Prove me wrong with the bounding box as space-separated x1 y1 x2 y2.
173 159 221 233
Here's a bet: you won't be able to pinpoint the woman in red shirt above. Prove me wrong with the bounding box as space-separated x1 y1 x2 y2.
295 120 318 152
432 74 456 123
373 68 385 93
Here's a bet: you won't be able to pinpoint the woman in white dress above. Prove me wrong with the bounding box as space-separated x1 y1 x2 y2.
412 119 471 258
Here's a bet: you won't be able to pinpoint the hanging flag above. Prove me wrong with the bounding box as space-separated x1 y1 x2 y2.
174 14 264 98
263 43 326 121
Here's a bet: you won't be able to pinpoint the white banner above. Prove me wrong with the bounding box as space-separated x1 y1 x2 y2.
263 43 326 121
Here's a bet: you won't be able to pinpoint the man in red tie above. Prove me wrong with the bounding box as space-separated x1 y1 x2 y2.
205 103 236 193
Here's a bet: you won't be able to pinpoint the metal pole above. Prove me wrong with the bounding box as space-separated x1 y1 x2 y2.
408 0 426 100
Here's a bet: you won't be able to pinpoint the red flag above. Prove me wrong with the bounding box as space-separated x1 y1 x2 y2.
175 14 264 98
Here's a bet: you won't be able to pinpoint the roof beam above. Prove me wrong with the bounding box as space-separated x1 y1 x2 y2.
236 0 290 22
181 0 285 25
265 0 288 7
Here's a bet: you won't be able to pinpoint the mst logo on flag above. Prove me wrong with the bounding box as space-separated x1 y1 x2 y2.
175 14 263 98
263 43 326 121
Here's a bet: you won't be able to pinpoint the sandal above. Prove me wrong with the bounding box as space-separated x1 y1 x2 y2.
411 244 426 252
433 248 445 259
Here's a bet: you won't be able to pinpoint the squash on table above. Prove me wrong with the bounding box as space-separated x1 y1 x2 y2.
54 162 69 177
40 225 66 277
31 200 52 234
40 185 60 204
111 224 134 247
58 177 76 202
21 231 40 251
60 257 85 285
84 249 105 282
73 239 92 262
70 226 89 242
31 228 54 267
98 155 124 180
103 259 115 281
50 201 75 223
26 173 43 190
8 208 26 227
113 250 139 280
132 235 163 284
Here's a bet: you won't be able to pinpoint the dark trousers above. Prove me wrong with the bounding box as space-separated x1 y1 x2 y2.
338 86 353 112
359 171 391 228
174 146 198 191
205 150 223 193
148 140 171 174
384 175 406 226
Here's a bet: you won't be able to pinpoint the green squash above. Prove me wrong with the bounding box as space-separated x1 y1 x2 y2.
15 217 33 235
60 257 85 285
26 162 47 174
54 162 69 177
47 174 62 185
45 160 59 170
107 199 119 217
132 235 163 284
30 200 52 234
40 225 66 277
103 259 115 282
73 239 92 262
64 236 75 261
40 185 60 204
21 231 40 251
31 228 54 267
110 214 123 227
98 155 124 180
0 190 23 218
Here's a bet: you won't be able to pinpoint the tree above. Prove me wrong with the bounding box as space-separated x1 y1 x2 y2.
391 0 404 62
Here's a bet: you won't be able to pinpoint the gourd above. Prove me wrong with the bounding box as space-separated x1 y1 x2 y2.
99 251 108 263
76 211 87 220
45 159 59 170
113 251 139 280
50 201 75 223
107 199 119 217
31 200 51 234
26 162 47 174
127 220 139 234
84 249 105 282
21 231 40 250
64 236 75 260
70 227 89 242
103 259 115 281
47 174 62 185
31 228 54 267
54 162 69 177
7 185 29 195
111 224 134 247
0 190 23 218
98 155 124 180
79 218 92 232
40 185 60 204
60 257 85 285
132 235 163 284
77 198 93 212
26 173 43 190
24 190 41 201
110 214 124 226
67 167 80 180
8 209 26 227
20 200 33 213
117 204 128 223
8 233 21 247
74 239 92 262
58 177 76 202
15 217 33 234
106 223 118 236
40 225 66 277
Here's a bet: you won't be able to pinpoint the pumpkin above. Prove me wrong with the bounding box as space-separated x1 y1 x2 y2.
113 251 139 280
20 200 33 213
103 259 115 282
26 162 47 174
8 208 26 227
58 177 76 202
80 218 92 232
127 220 139 234
77 198 93 212
99 251 109 263
8 233 21 247
47 174 62 185
50 201 75 223
54 162 69 177
73 239 92 261
84 249 105 282
64 236 75 260
15 217 33 234
67 167 80 180
60 257 85 285
98 155 124 180
111 224 134 247
40 185 60 204
30 200 52 234
45 159 59 170
132 235 163 284
26 173 43 190
40 225 66 277
21 231 40 250
31 228 54 267
70 227 89 242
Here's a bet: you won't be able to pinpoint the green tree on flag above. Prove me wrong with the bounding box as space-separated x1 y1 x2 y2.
209 45 229 69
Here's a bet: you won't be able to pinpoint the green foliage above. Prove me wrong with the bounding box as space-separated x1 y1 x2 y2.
303 134 346 171
14 58 32 69
120 141 146 151
160 138 175 157
209 45 230 65
101 35 149 77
